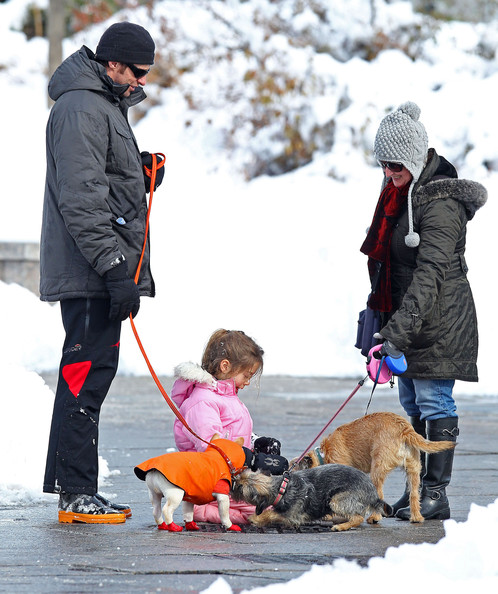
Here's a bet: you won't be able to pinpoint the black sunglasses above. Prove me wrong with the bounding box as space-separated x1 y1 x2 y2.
124 63 151 79
379 161 404 173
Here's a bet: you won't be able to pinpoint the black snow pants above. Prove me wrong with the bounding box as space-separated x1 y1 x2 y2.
43 298 121 495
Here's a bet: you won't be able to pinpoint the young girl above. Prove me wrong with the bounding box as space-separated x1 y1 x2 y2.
171 328 273 524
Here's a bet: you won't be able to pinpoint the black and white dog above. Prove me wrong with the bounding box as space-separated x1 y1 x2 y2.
231 463 393 531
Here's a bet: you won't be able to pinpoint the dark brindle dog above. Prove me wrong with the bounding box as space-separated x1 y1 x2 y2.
231 464 393 531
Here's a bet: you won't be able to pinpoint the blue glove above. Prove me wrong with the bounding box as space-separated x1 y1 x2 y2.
375 340 407 375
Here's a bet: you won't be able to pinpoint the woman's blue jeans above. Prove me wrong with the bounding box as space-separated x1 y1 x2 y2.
397 377 457 421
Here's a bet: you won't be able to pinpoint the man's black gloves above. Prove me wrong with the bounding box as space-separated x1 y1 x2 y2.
141 151 165 193
104 261 140 321
254 436 281 456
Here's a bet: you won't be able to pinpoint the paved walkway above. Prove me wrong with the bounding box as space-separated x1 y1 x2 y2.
2 374 497 593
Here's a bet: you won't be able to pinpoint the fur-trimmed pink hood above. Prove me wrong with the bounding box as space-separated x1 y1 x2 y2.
171 362 237 407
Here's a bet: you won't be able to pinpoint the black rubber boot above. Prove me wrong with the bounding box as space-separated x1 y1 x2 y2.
391 416 427 514
396 416 458 521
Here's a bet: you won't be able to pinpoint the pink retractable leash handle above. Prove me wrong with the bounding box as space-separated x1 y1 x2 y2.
366 344 393 384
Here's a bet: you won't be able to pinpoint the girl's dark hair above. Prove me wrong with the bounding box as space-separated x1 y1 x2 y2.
202 329 264 378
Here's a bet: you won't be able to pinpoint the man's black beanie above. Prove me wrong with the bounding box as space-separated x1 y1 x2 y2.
95 22 155 65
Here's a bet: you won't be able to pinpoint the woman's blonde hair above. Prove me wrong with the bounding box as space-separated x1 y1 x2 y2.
202 329 264 378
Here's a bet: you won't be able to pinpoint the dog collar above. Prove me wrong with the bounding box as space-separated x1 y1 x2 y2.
314 447 325 466
231 465 248 478
272 475 289 506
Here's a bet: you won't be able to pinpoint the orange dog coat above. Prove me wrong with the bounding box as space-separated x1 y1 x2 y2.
134 439 247 505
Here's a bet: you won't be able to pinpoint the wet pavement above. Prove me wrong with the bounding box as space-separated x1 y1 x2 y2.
1 373 497 593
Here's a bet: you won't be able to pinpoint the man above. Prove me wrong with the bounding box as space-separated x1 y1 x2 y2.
40 21 163 523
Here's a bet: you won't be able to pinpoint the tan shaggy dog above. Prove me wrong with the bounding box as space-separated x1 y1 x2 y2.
291 412 456 523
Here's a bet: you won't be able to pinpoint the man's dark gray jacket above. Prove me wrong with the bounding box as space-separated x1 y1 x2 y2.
40 46 154 302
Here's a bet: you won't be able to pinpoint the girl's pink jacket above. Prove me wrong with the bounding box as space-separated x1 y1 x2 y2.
171 362 253 452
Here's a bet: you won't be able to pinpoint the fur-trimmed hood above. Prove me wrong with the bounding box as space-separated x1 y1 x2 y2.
174 362 215 386
171 362 215 408
382 148 487 247
171 361 238 408
414 177 487 221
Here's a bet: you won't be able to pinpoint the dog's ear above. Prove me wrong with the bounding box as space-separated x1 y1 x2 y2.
211 433 221 441
300 455 313 469
234 436 244 446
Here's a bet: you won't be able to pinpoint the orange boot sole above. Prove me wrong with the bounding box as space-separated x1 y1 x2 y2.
58 510 126 524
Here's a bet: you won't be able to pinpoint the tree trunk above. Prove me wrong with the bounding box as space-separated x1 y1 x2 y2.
47 0 65 106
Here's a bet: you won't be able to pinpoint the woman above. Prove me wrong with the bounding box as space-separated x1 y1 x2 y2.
361 102 487 520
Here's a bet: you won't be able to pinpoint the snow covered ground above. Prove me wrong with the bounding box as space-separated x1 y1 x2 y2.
1 0 497 388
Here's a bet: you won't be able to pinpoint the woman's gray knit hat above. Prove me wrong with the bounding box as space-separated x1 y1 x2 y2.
374 102 428 247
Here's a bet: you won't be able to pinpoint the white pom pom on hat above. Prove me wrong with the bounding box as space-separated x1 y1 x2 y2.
374 101 429 248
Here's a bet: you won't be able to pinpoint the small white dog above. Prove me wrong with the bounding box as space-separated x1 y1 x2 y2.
134 435 247 532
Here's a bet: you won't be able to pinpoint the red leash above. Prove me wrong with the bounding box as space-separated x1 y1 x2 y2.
128 153 239 475
288 375 368 471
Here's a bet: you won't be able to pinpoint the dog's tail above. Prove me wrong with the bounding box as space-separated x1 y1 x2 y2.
370 498 393 518
403 428 456 454
378 500 394 518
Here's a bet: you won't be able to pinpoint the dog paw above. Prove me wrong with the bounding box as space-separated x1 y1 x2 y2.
331 523 356 532
158 521 183 532
185 521 200 531
367 513 381 524
226 524 242 532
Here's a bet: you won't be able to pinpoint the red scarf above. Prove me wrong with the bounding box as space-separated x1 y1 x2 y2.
360 180 408 312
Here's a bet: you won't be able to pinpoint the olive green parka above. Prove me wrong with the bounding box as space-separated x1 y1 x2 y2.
380 150 487 381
